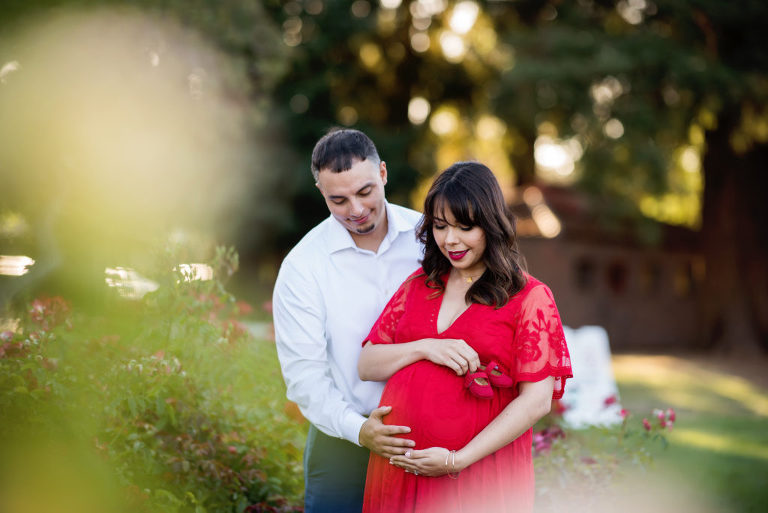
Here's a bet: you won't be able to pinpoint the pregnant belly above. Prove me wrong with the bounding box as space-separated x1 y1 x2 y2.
379 360 496 449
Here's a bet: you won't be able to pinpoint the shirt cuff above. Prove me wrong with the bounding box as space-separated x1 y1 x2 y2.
341 410 368 447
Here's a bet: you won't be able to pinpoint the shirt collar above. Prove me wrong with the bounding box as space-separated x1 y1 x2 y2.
326 201 415 254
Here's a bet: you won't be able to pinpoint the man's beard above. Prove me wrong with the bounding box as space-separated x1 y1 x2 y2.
355 222 376 235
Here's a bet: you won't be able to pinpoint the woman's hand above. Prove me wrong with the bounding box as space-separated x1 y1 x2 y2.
389 447 457 477
421 338 480 376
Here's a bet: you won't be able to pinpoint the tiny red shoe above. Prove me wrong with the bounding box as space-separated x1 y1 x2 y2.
483 360 515 388
464 370 493 399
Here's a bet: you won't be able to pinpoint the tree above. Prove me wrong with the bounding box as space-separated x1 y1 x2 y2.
486 0 768 352
263 0 768 352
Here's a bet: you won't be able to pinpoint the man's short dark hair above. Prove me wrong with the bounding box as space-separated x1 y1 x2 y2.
311 128 381 180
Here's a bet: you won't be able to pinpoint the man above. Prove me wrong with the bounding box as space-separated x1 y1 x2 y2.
273 128 421 512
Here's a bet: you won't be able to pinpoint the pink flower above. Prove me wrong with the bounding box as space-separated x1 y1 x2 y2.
659 419 667 428
228 446 237 455
580 456 597 465
551 399 568 416
603 395 617 407
667 408 676 422
235 301 253 316
0 331 14 342
642 418 651 431
619 408 629 419
666 420 674 431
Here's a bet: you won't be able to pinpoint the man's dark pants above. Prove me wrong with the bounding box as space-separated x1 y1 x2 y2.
304 424 370 513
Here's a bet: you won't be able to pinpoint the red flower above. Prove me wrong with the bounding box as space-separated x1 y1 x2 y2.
603 395 617 407
619 408 629 419
28 296 71 330
642 418 652 431
235 301 254 316
667 408 676 422
551 399 568 416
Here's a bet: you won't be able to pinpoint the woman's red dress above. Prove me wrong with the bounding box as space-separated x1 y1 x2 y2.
361 271 572 513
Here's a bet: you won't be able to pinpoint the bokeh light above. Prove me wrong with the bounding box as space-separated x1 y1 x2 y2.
449 1 479 35
429 106 460 136
0 256 35 277
439 30 467 62
380 0 403 9
408 96 431 125
604 118 625 139
534 135 583 184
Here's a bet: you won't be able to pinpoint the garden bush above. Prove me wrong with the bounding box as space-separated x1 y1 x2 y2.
0 246 306 513
533 399 674 511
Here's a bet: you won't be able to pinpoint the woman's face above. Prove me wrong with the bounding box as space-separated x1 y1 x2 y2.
432 206 486 276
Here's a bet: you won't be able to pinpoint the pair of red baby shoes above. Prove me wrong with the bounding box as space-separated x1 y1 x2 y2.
463 361 515 399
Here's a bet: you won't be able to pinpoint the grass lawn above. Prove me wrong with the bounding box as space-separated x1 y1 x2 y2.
611 354 768 513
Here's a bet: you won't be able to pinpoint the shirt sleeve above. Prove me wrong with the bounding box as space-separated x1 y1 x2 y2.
513 284 573 400
363 271 418 346
273 258 367 445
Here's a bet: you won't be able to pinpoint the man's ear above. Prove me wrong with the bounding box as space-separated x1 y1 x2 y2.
379 161 388 186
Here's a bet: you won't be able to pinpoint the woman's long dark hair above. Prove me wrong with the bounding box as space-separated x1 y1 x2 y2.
417 161 527 307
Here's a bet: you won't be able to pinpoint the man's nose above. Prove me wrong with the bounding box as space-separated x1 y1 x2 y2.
349 198 364 217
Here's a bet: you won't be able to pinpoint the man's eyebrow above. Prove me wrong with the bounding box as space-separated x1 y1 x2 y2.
328 182 374 200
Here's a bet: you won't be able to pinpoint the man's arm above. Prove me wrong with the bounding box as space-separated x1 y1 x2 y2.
273 259 414 456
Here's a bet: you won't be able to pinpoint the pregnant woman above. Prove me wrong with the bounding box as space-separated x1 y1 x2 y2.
358 161 572 512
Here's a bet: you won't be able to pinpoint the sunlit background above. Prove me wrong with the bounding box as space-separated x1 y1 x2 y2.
1 1 767 512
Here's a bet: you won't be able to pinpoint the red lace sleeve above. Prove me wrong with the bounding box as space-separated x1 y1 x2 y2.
363 272 417 346
513 284 573 400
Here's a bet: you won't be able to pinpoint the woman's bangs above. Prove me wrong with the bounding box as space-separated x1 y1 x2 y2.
433 187 476 226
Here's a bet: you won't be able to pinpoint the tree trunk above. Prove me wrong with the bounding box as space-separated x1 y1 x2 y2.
700 116 768 354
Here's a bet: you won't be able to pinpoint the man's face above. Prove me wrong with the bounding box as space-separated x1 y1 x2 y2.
315 158 388 238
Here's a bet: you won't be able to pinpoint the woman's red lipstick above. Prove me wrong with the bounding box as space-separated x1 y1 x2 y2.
448 250 468 260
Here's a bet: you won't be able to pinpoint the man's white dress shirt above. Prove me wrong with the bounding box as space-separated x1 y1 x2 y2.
273 202 423 445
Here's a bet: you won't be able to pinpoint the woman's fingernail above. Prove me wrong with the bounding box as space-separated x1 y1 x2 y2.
404 450 411 458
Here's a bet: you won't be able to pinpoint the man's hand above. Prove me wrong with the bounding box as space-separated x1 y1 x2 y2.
359 405 415 459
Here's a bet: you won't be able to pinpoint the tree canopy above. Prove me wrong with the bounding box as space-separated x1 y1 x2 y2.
2 0 767 349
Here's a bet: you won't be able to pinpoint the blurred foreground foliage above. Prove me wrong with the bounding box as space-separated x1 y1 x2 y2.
0 246 306 513
533 403 675 511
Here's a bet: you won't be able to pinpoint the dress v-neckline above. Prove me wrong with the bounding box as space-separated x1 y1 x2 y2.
435 292 473 335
